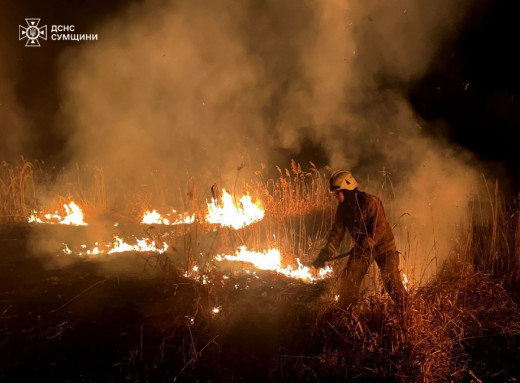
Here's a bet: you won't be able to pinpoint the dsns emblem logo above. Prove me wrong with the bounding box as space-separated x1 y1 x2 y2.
19 18 47 47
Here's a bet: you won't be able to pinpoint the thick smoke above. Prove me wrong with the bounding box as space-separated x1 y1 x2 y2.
56 0 480 281
57 1 277 189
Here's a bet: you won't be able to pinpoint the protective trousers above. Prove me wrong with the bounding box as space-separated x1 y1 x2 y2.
337 249 406 307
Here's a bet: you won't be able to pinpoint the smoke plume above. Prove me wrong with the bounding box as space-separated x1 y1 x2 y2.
56 0 481 281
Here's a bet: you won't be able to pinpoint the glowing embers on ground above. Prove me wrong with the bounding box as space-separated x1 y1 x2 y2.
215 246 332 282
29 201 87 226
184 265 212 285
63 235 168 256
141 209 195 225
206 189 264 229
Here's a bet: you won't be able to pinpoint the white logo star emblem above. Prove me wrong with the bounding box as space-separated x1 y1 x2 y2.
19 18 47 47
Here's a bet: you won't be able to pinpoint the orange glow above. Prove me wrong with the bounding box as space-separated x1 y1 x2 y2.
206 189 264 229
29 201 87 226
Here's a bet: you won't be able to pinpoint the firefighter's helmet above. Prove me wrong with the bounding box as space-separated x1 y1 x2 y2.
329 170 359 192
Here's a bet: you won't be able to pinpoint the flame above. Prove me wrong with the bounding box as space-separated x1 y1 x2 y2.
63 236 168 256
402 272 409 291
141 209 195 225
108 236 168 254
215 246 332 282
206 190 265 229
28 201 87 226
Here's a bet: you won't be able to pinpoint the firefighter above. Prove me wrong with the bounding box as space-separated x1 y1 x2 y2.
312 170 406 306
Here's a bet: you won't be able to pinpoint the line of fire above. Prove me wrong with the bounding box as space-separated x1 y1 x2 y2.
28 187 336 282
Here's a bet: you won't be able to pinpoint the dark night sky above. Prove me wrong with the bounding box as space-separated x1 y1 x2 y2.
1 0 519 192
409 0 520 192
1 0 133 160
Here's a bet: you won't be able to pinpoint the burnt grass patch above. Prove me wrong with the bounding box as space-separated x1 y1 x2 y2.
1 226 520 382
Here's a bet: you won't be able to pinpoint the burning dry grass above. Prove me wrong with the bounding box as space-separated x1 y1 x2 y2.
3 159 518 287
0 159 332 226
2 159 518 286
29 200 88 226
108 259 520 382
1 160 520 381
2 245 519 382
0 160 105 225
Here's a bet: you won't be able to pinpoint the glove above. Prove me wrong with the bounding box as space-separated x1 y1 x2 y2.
311 257 326 269
311 249 331 269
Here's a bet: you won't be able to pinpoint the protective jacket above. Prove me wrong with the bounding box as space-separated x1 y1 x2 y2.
313 190 405 306
320 191 395 261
